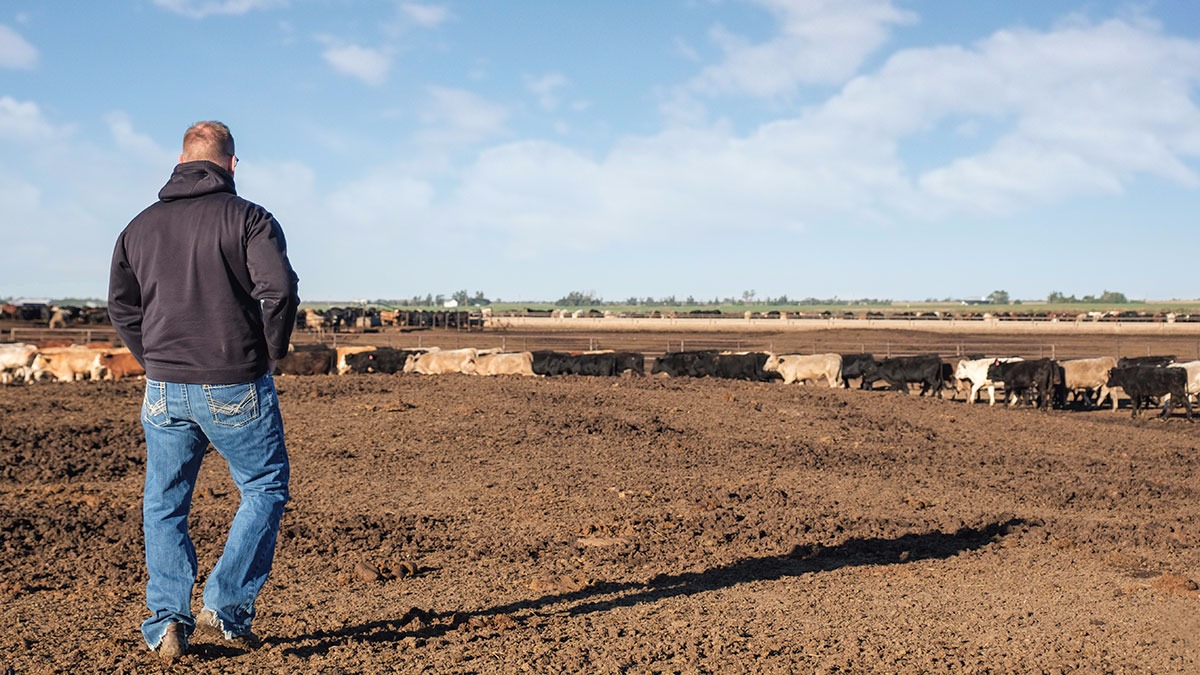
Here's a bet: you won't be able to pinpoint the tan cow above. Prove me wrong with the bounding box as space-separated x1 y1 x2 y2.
763 353 842 387
1059 356 1118 410
31 347 100 382
90 348 146 382
474 351 535 376
404 348 478 375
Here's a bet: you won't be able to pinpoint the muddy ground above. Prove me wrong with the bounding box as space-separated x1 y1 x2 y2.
1 328 1199 673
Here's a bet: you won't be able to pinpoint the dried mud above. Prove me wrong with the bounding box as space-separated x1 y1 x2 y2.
2 332 1199 673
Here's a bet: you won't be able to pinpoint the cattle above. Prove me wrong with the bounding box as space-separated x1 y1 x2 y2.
839 353 875 388
90 348 145 381
531 350 574 376
1058 357 1118 410
275 344 335 375
569 351 620 377
612 351 645 376
650 350 721 378
1117 355 1175 368
344 348 421 374
860 354 944 396
1157 361 1200 407
986 359 1058 409
714 352 779 381
650 350 775 381
474 351 536 377
1174 361 1200 401
528 350 642 377
1106 366 1192 420
763 353 843 387
0 343 38 384
954 356 1024 405
335 345 377 375
404 348 478 375
30 347 100 382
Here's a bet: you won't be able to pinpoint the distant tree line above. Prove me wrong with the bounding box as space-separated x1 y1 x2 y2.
1046 290 1129 304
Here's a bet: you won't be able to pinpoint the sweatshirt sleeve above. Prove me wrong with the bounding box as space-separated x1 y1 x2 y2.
107 232 147 364
245 210 300 360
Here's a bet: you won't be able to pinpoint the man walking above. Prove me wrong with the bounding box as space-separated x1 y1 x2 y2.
108 120 300 662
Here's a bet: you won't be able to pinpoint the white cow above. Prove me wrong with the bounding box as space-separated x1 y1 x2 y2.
1163 361 1200 406
954 356 1023 405
404 348 478 375
763 353 842 387
0 343 38 384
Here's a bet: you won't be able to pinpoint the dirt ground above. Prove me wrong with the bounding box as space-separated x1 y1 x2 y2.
2 328 1199 673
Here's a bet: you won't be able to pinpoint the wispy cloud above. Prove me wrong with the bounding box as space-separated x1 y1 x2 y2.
321 42 392 86
525 73 569 111
0 24 37 69
0 97 65 142
152 0 288 19
400 2 451 28
416 86 509 146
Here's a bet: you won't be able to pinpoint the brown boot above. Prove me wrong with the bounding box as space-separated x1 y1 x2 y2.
157 621 187 662
198 608 262 650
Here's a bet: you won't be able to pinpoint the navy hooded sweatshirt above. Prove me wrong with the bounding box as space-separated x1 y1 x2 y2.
108 160 300 384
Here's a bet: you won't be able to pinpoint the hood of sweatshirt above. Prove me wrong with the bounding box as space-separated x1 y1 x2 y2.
157 160 236 202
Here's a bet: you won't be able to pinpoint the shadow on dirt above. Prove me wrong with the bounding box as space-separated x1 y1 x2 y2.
279 517 1030 657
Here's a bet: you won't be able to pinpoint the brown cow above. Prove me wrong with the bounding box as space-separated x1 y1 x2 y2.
91 348 145 381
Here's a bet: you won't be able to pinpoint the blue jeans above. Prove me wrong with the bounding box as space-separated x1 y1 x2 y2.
140 372 289 649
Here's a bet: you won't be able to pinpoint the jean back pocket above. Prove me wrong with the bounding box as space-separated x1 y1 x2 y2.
203 381 261 428
142 380 170 427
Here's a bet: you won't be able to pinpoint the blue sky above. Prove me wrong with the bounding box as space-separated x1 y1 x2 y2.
2 1 1198 303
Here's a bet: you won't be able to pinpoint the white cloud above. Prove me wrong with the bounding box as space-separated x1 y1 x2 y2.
806 15 1200 215
0 97 66 143
105 112 172 163
322 43 392 86
525 73 568 111
688 0 916 98
0 24 37 69
152 0 287 19
400 2 451 28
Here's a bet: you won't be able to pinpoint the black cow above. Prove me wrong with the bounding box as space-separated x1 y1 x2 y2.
713 352 778 382
840 353 875 389
986 358 1058 409
531 350 573 376
612 351 645 376
1117 355 1176 368
531 350 640 377
344 347 418 374
860 354 944 396
570 352 618 376
651 351 775 381
275 344 334 375
651 350 721 378
1107 366 1193 420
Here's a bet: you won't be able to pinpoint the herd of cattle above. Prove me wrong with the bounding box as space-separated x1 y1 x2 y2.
3 340 1195 421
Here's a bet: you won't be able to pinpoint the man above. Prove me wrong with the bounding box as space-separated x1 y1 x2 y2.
108 120 299 662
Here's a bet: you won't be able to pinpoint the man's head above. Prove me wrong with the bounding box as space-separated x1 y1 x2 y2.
180 120 236 173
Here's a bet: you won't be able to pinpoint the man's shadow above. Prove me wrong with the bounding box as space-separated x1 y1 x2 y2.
278 517 1029 658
